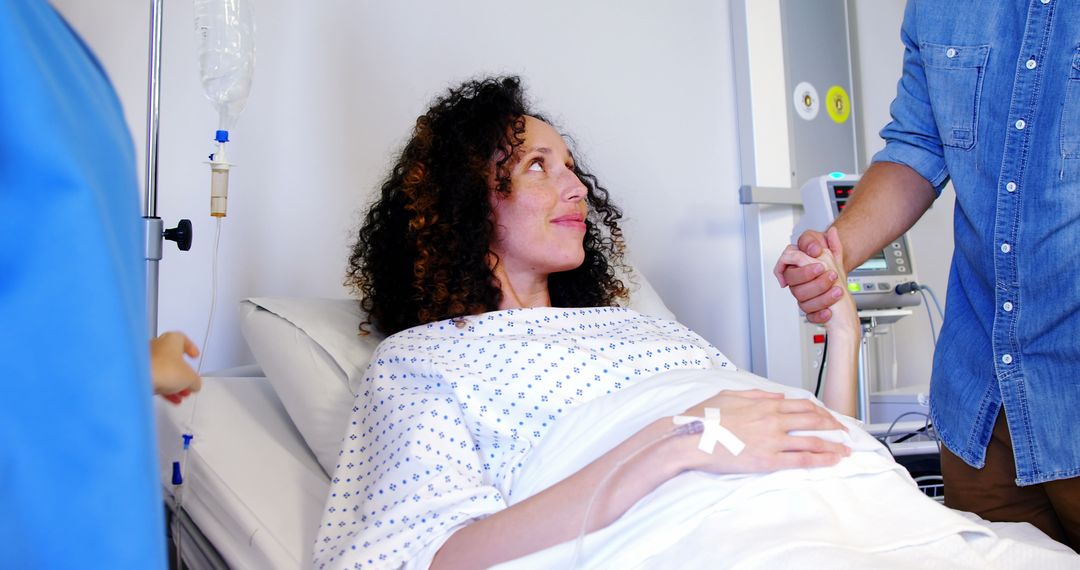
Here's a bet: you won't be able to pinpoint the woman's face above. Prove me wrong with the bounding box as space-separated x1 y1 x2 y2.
489 116 588 279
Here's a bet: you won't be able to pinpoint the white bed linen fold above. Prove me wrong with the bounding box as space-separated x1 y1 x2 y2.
156 377 329 569
496 369 1079 569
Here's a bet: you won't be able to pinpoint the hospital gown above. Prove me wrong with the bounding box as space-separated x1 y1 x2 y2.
314 306 733 569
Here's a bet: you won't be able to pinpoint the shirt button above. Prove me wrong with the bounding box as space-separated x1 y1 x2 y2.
1002 354 1013 365
1026 59 1037 70
1003 301 1014 312
1015 119 1026 130
1041 0 1050 4
1006 181 1017 192
1001 242 1011 253
946 48 958 58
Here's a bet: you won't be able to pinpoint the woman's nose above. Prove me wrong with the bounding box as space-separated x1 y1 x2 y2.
562 170 586 201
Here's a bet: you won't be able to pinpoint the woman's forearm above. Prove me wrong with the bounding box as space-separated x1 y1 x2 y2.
430 418 686 570
820 284 860 416
807 232 860 417
821 324 859 417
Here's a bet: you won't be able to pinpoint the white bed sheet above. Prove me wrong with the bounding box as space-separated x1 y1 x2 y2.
156 377 329 569
155 377 1076 569
495 369 1078 569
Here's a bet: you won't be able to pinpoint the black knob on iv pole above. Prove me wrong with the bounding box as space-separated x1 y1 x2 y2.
163 219 193 251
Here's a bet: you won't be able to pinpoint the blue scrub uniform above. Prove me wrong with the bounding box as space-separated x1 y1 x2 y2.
0 2 165 568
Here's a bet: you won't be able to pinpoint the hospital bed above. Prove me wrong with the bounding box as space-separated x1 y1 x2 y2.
157 371 324 569
156 274 676 568
156 277 1074 569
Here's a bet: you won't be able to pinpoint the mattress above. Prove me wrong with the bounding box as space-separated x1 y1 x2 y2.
156 376 329 569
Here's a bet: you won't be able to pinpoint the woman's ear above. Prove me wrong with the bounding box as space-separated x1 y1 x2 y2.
488 148 512 195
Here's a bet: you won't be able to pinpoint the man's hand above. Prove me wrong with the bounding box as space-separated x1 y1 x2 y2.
150 331 201 404
774 229 845 324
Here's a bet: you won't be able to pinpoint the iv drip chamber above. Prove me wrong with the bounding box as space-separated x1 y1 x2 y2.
208 130 230 217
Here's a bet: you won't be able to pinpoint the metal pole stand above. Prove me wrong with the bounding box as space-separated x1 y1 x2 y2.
143 0 192 338
856 308 913 422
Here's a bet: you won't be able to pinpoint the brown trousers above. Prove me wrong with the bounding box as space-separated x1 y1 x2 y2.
941 411 1080 552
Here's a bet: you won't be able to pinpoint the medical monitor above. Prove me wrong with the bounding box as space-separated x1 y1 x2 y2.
793 173 920 310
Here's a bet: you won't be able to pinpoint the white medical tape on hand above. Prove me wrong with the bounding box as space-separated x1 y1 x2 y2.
673 407 746 456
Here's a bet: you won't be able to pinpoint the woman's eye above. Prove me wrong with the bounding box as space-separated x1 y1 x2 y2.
527 160 544 172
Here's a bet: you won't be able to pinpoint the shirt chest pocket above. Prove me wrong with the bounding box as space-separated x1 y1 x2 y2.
1061 46 1080 159
921 42 990 150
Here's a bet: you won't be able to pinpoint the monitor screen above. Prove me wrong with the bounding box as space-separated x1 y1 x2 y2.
833 184 855 211
857 249 888 271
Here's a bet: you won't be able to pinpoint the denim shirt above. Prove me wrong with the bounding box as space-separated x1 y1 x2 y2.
872 0 1080 485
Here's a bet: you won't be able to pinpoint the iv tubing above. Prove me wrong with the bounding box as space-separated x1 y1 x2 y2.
569 420 704 568
195 217 222 377
173 217 223 567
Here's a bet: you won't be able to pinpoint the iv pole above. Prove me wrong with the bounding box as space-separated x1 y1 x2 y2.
143 0 192 338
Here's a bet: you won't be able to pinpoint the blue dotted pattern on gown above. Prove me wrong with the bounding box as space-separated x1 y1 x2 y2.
313 306 732 569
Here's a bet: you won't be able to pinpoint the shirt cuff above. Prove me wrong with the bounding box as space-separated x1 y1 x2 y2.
871 142 950 193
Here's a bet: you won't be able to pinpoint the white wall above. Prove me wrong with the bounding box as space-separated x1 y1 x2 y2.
52 0 751 371
51 0 950 388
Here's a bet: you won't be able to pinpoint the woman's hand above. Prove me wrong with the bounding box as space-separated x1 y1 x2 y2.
776 227 860 416
677 389 850 474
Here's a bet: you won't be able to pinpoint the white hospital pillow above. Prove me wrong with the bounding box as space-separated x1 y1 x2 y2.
619 265 677 321
239 297 384 476
238 268 673 476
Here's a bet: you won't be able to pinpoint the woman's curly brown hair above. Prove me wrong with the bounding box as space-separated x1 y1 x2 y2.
346 76 628 335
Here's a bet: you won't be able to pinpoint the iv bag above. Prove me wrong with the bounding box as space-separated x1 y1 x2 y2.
194 0 255 131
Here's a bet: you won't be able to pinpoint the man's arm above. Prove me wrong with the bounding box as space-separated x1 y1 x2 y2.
831 162 937 271
778 161 936 322
777 0 949 324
